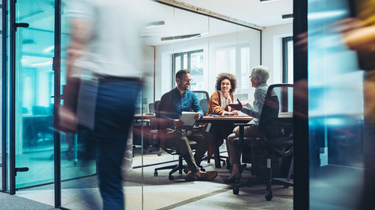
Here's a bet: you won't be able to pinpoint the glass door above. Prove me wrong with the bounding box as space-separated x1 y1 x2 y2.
14 0 56 189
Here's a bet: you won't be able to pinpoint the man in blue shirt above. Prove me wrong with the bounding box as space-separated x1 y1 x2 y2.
158 69 218 181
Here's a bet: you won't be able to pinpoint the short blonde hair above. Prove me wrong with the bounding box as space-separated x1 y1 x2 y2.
251 66 270 84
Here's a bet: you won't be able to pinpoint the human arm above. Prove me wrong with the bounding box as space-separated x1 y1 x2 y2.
157 93 179 128
208 92 225 115
241 88 266 118
59 2 95 133
191 93 204 120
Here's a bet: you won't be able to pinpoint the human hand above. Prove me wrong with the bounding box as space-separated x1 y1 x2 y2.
223 92 230 99
228 99 243 110
231 110 239 115
58 107 77 133
194 113 201 120
174 119 184 128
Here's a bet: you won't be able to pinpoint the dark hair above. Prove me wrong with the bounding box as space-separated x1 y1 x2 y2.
215 73 237 93
176 69 190 80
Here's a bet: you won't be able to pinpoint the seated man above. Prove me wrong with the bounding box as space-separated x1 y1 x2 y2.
225 66 270 183
157 69 218 181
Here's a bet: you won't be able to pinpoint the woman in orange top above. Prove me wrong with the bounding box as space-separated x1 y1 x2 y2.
205 73 238 163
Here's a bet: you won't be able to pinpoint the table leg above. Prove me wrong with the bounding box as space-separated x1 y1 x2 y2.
212 123 221 168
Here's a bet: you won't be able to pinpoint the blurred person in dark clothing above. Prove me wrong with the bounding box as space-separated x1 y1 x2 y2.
60 0 145 209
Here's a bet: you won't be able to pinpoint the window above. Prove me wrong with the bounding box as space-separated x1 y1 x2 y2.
173 49 204 90
282 37 293 84
214 44 250 100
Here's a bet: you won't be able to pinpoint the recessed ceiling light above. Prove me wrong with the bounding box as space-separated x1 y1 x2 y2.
145 21 165 29
161 33 201 41
260 0 279 3
282 14 293 20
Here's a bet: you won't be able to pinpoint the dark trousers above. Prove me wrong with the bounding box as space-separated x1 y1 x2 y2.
85 79 142 210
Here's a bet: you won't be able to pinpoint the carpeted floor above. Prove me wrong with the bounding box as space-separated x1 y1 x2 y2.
12 152 293 210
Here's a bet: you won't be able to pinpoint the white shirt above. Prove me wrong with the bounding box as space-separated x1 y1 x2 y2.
66 0 146 77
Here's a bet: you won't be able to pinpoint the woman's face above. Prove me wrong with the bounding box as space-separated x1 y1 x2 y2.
221 79 232 93
250 76 259 88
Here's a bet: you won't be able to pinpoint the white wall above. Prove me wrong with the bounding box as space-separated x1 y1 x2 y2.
153 22 293 102
262 23 293 84
154 29 261 101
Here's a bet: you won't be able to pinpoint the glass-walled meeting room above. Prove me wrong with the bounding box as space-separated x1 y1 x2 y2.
0 0 279 209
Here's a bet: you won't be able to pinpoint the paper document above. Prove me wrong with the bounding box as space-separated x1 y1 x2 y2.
180 111 198 126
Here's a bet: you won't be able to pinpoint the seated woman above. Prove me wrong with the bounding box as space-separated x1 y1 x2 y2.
224 66 270 183
205 73 238 163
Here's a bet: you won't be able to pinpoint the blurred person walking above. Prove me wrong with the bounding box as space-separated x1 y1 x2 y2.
60 0 146 209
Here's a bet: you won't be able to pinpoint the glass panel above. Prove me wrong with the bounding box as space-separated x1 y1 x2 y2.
0 3 3 192
15 0 55 190
287 40 293 84
308 0 365 209
190 51 204 90
208 18 237 95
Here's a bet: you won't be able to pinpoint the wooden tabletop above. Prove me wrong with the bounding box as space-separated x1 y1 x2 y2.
200 115 254 122
134 114 155 119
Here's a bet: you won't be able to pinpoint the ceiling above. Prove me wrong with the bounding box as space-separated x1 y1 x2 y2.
175 0 293 27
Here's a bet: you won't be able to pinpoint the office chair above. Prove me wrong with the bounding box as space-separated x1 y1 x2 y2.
193 90 227 167
152 100 204 180
232 84 294 201
149 103 155 114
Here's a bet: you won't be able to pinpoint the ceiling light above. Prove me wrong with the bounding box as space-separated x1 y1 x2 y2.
260 0 279 3
43 46 54 53
31 61 52 66
19 9 46 20
146 21 165 29
161 33 201 41
282 14 293 20
308 10 347 20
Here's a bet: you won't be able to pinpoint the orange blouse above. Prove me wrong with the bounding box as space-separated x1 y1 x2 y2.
206 91 235 116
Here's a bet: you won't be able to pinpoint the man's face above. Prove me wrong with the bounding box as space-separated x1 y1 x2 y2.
177 73 192 91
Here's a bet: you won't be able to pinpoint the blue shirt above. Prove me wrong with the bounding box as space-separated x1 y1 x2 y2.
157 88 204 128
241 83 268 126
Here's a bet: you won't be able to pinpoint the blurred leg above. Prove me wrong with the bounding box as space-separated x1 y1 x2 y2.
89 79 141 210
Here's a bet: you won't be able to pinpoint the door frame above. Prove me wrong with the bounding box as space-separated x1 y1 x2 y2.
3 0 63 208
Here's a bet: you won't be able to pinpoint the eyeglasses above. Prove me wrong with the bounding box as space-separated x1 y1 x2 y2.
184 78 193 83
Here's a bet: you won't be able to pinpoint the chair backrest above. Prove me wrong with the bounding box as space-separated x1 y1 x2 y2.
149 103 155 114
154 101 160 114
192 90 210 115
258 84 293 157
32 106 50 115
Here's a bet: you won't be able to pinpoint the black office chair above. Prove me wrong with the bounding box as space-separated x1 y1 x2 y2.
232 84 294 201
153 100 204 180
149 103 155 114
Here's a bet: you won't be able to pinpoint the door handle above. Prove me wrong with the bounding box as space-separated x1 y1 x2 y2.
15 23 29 31
15 167 29 176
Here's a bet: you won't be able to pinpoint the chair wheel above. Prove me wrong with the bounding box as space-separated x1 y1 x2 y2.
157 152 161 156
265 193 273 201
284 185 289 188
154 171 158 177
169 175 174 180
233 187 239 195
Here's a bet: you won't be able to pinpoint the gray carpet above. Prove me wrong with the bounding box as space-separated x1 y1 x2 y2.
0 192 57 210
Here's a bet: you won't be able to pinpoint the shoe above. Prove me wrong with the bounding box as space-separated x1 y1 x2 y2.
197 171 218 181
183 167 191 174
189 171 218 181
229 164 247 174
224 172 242 184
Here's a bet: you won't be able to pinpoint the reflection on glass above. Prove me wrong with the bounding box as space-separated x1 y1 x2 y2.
15 0 55 188
308 0 365 209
